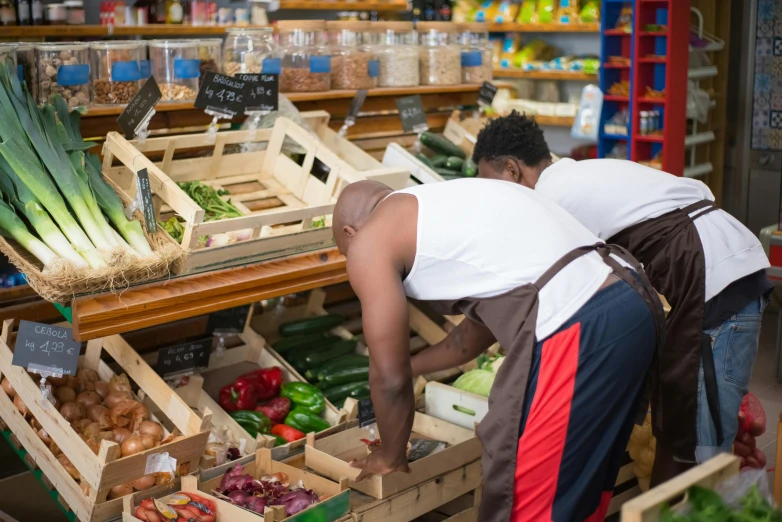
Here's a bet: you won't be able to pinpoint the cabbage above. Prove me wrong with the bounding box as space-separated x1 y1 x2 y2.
488 356 504 374
478 354 505 375
452 369 495 397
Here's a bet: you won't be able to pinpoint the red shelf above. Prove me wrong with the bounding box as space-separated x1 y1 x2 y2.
604 95 631 102
603 62 631 69
639 0 669 3
635 134 664 143
637 97 666 104
638 56 668 63
639 31 668 36
604 29 632 36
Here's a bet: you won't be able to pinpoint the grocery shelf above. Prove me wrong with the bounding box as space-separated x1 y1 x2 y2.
0 24 271 37
638 56 668 63
604 29 632 36
637 97 666 105
534 115 575 127
604 95 631 102
603 133 629 140
639 30 668 36
279 0 408 9
487 22 600 33
635 134 664 143
603 62 631 69
492 69 597 80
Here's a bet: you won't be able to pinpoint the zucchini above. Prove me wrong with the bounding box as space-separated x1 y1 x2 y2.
279 314 344 337
462 157 477 177
323 381 371 403
414 152 433 168
445 156 464 170
320 366 370 386
435 167 462 177
430 154 447 168
420 132 465 159
272 333 333 353
315 355 370 380
293 339 357 369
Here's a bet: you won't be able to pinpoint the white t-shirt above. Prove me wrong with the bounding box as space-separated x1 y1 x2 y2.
389 178 613 340
535 158 770 300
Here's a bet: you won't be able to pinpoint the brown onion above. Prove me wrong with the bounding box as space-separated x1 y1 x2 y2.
71 418 92 433
47 375 67 387
112 427 131 444
132 474 157 491
87 404 108 423
59 401 85 422
53 386 75 404
13 394 28 417
138 420 164 440
103 391 133 409
77 368 99 383
37 427 52 445
56 454 80 480
140 433 158 450
30 417 41 430
108 374 132 394
120 435 145 457
93 381 109 400
1 377 15 398
108 482 134 500
76 391 101 408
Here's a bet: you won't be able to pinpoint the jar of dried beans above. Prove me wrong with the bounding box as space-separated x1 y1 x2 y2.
16 43 36 100
90 41 145 106
36 42 91 107
371 21 419 87
278 20 331 93
458 23 492 85
327 20 377 90
418 21 461 86
197 38 223 82
223 27 275 77
148 40 199 102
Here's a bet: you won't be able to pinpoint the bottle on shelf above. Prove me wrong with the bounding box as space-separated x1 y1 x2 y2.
0 0 16 25
166 0 183 23
30 0 41 23
16 0 30 25
134 0 151 24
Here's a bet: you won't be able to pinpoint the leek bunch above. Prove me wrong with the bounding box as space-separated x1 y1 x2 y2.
0 58 153 274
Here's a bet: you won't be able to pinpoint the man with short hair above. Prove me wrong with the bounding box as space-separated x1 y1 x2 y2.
473 111 772 485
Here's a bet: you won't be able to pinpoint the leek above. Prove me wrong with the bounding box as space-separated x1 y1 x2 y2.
0 198 59 271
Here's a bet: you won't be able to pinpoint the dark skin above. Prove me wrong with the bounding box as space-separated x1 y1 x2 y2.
334 181 496 481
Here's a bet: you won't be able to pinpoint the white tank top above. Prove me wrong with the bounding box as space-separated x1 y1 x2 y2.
388 178 613 340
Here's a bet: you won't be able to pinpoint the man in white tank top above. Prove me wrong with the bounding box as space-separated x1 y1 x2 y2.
473 111 772 485
333 179 663 522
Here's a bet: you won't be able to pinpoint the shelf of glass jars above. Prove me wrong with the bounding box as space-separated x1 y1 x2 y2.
0 24 270 38
492 69 597 80
278 0 409 10
486 22 600 33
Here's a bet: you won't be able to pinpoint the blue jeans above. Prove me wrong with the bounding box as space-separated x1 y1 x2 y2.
694 295 768 463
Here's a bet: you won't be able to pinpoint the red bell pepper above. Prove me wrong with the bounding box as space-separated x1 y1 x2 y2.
271 423 305 443
241 366 284 401
254 397 291 424
219 377 258 412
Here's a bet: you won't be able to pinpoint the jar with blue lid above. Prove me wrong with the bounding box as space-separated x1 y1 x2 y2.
327 20 377 90
418 22 461 86
15 43 36 101
90 41 146 106
277 20 331 93
148 40 199 102
36 42 91 107
457 22 492 85
223 28 274 77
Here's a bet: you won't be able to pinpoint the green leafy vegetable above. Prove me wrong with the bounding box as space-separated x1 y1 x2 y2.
452 369 495 397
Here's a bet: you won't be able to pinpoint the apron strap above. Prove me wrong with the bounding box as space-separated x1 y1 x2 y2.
701 333 724 446
533 244 602 289
643 200 719 264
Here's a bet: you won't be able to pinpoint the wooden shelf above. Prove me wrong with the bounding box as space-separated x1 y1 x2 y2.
69 248 347 341
0 24 271 37
493 69 597 80
279 0 408 10
487 22 600 33
533 115 575 127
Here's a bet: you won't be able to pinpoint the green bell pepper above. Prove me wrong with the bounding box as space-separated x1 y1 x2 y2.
280 382 326 414
230 410 272 437
284 407 331 434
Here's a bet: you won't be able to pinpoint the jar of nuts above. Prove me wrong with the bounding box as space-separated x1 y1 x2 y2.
197 38 223 82
90 41 145 107
370 21 419 88
457 23 492 85
278 20 331 93
327 20 377 90
418 22 461 86
148 40 199 102
36 42 91 107
16 43 36 100
223 28 274 77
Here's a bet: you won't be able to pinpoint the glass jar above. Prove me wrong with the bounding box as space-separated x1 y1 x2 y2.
223 27 274 76
15 43 36 100
36 42 90 107
64 0 84 24
197 38 222 82
277 20 331 93
46 3 66 24
0 43 16 67
457 23 492 85
90 41 144 106
148 40 199 102
327 20 376 90
418 21 461 86
370 21 418 88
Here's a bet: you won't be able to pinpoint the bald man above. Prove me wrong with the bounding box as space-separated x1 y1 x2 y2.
335 179 664 522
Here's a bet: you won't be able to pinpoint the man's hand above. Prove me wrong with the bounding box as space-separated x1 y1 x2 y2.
350 449 411 481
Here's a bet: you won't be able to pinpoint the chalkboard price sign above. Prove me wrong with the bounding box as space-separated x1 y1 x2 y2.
136 168 157 234
236 73 279 113
478 82 498 107
12 321 81 377
358 398 376 428
195 71 248 117
207 304 252 334
395 95 428 133
117 76 162 139
156 337 212 378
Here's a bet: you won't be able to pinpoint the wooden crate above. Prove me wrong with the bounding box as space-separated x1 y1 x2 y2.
0 320 210 522
101 116 363 275
621 454 739 521
304 412 481 499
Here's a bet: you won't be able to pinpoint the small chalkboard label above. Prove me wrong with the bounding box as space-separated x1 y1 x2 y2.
395 95 428 133
478 81 498 107
195 71 248 117
12 321 81 377
117 76 162 139
156 337 212 379
236 73 279 113
136 168 157 234
207 304 252 334
407 439 446 462
358 398 376 428
347 89 369 121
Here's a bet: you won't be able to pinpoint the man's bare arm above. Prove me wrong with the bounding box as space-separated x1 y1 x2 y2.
410 318 496 377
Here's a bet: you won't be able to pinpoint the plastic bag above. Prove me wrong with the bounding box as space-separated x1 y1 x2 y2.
499 34 521 68
537 0 556 23
557 0 578 23
715 469 775 509
237 94 319 155
518 0 536 23
686 81 711 123
580 0 600 23
494 0 519 22
571 84 603 140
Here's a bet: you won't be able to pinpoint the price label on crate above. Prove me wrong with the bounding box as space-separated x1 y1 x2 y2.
207 304 252 334
477 81 498 107
195 71 248 117
136 168 157 234
235 73 279 113
395 95 428 133
155 337 212 379
358 398 376 428
11 320 81 377
117 76 162 139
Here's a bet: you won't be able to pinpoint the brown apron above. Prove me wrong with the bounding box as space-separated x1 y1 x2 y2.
607 200 719 461
428 243 665 522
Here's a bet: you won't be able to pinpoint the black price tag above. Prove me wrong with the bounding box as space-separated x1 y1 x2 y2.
136 168 157 234
347 89 368 121
236 73 279 113
195 71 248 117
408 439 446 462
358 398 376 428
12 321 81 377
156 337 212 379
478 82 498 107
395 95 428 133
207 305 252 334
117 76 162 139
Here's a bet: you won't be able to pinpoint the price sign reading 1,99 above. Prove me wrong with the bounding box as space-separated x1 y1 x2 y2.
11 320 81 377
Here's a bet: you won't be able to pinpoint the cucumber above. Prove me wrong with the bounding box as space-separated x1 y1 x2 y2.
279 314 344 337
420 132 465 159
445 156 464 170
348 382 371 398
307 355 369 381
294 339 357 369
462 157 477 177
435 167 462 178
430 154 447 168
323 381 370 403
320 366 370 386
272 333 334 353
414 152 433 168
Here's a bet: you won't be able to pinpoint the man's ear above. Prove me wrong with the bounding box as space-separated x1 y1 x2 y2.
343 225 357 238
505 159 523 183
